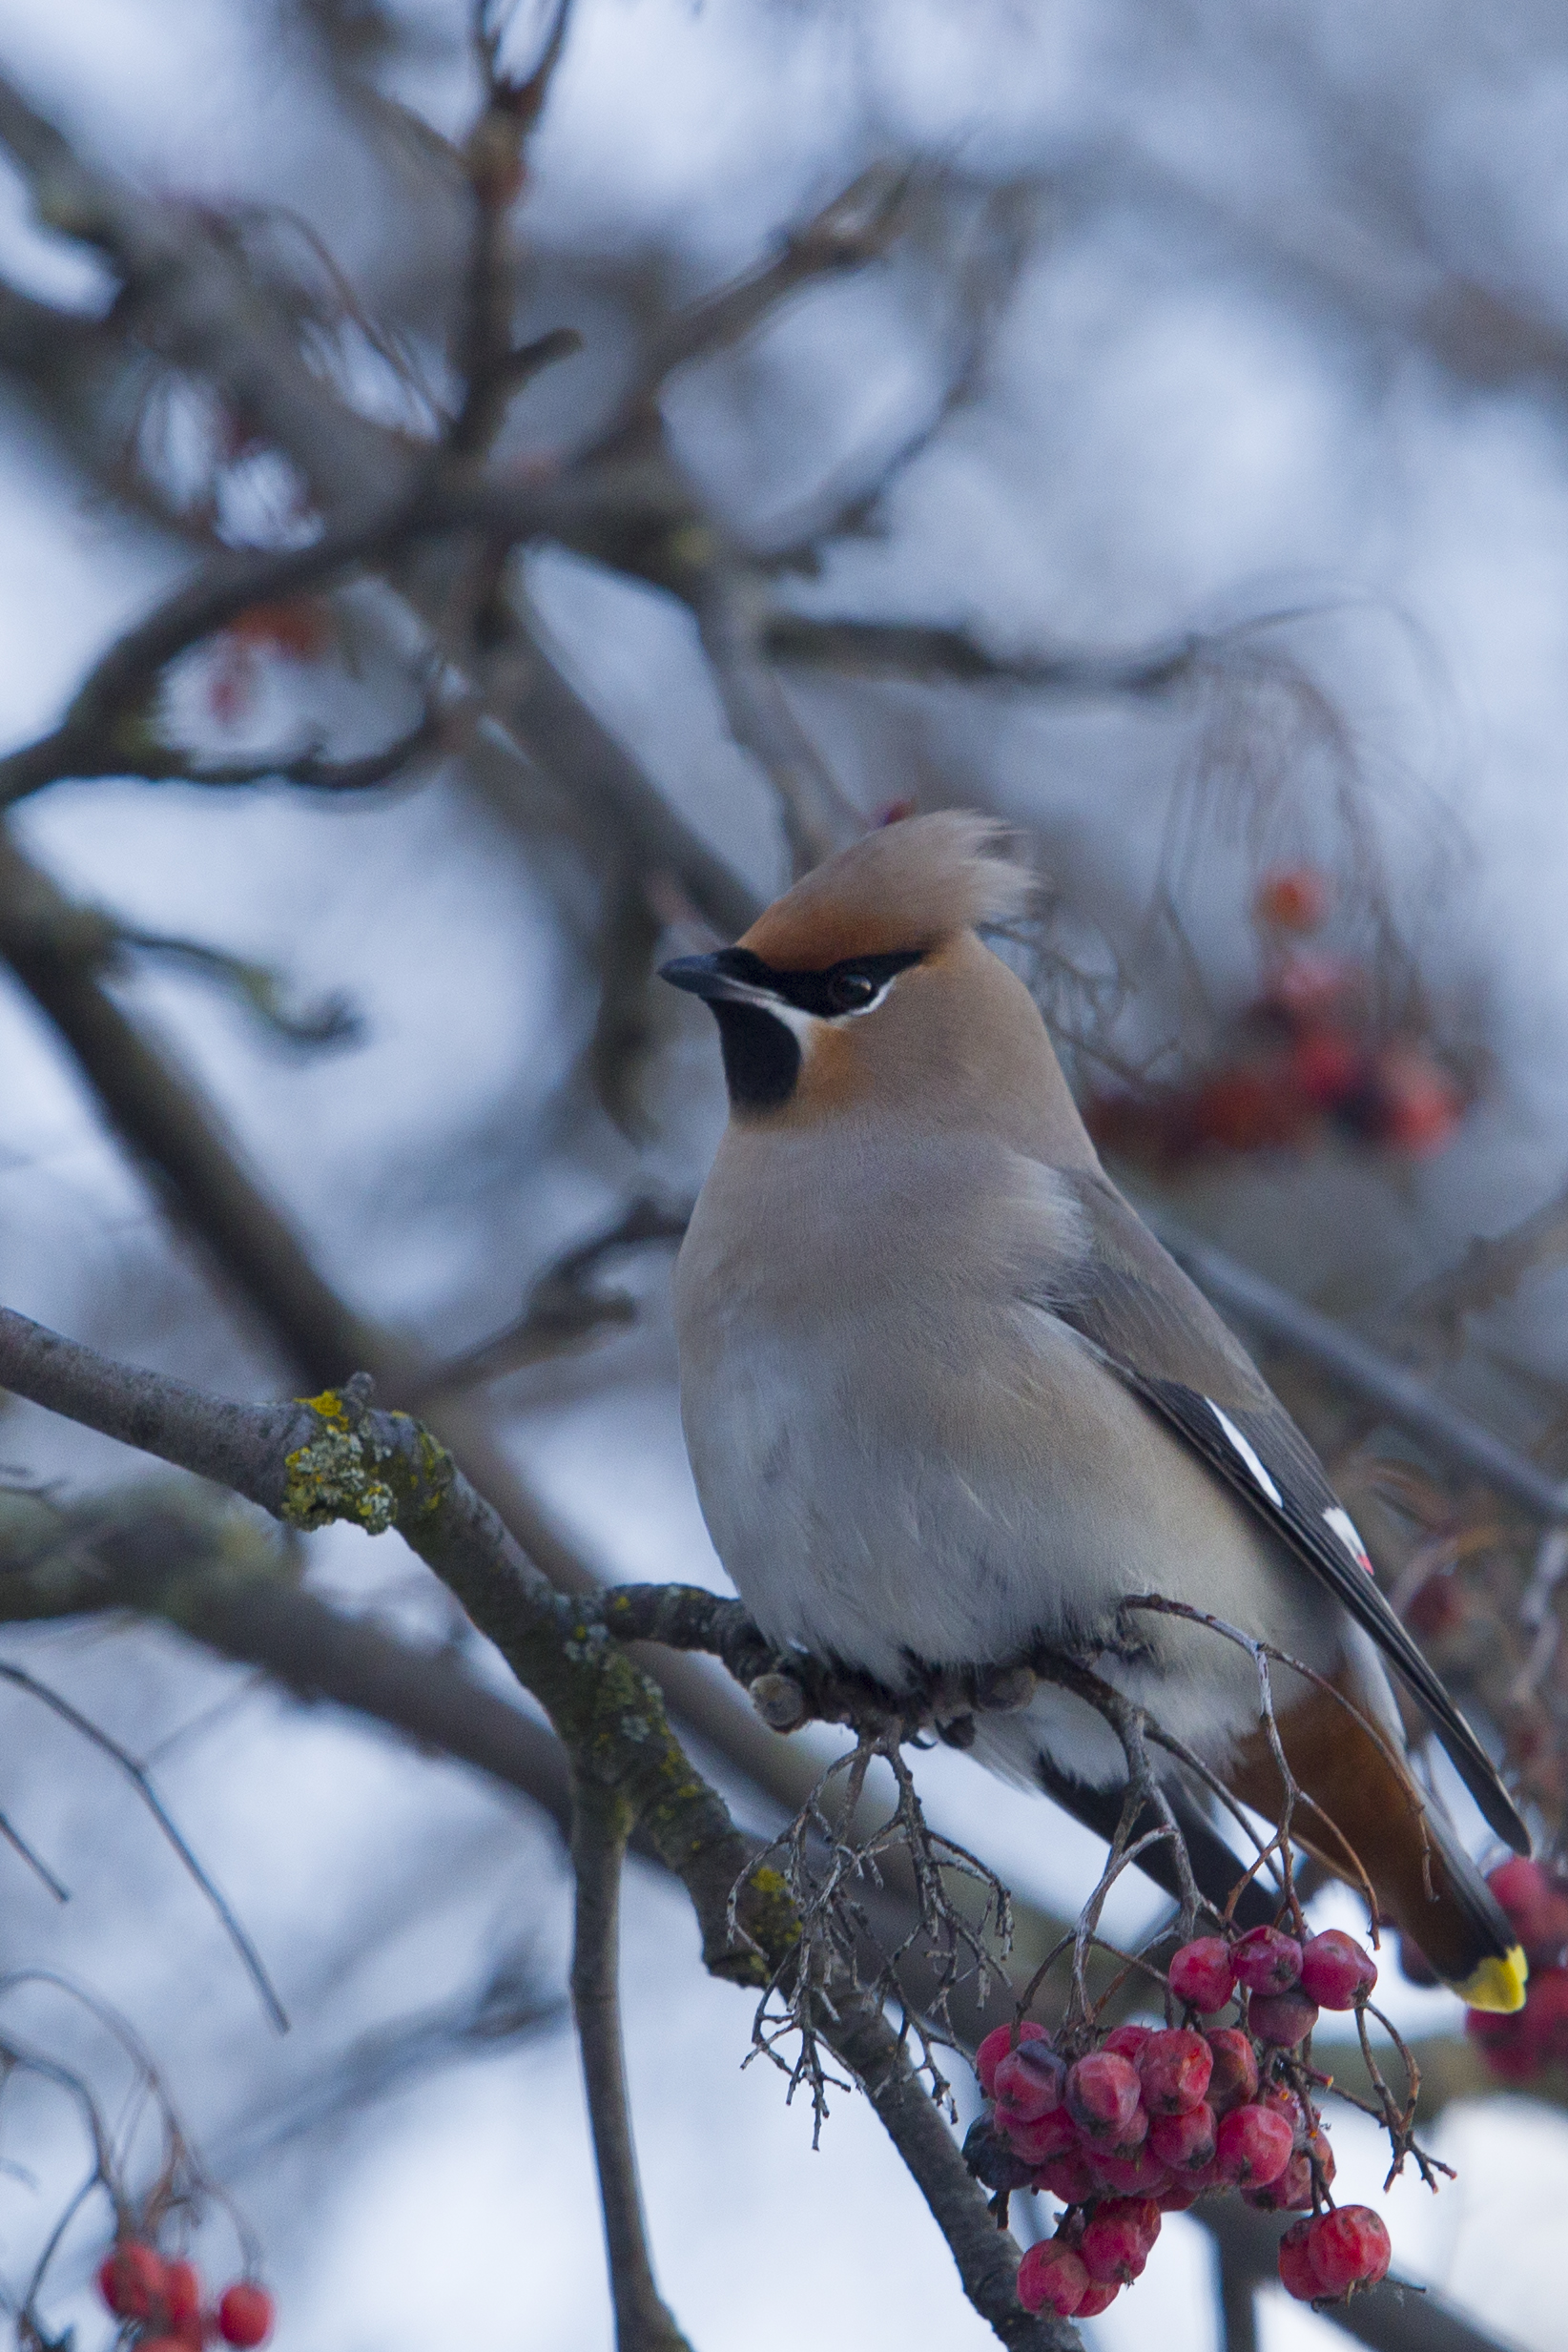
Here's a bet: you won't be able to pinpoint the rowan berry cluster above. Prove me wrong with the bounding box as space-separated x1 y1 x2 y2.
96 2241 275 2349
1463 1859 1568 2081
1084 865 1466 1166
964 1923 1392 2320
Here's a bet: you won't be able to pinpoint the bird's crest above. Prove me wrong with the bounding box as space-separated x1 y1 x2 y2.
741 811 1035 969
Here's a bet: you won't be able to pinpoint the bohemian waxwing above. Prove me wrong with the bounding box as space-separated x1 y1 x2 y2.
662 811 1528 2011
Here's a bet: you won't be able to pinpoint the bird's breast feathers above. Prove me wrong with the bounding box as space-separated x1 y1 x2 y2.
672 1136 1340 1702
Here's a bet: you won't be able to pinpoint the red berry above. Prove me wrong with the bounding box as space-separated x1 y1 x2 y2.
1102 2023 1153 2060
1081 2197 1162 2285
1033 2147 1099 2205
963 2117 1034 2193
1168 1936 1237 2012
217 2283 275 2348
1249 1991 1320 2047
1157 2180 1203 2212
1257 867 1330 933
98 2243 166 2321
1465 2003 1542 2082
1016 2239 1088 2319
1289 1027 1363 1109
1147 2101 1217 2172
1213 2102 1293 2187
1137 2027 1213 2115
976 2020 1048 2096
1525 1968 1568 2064
1299 1930 1378 2010
1001 2105 1079 2164
1232 1926 1304 1994
1086 2143 1174 2197
162 2260 203 2327
1077 2281 1122 2317
1205 2028 1259 2114
1254 2079 1308 2141
1065 2051 1144 2142
1190 1066 1305 1152
1368 1046 1462 1157
1307 2206 1391 2297
1271 951 1354 1021
994 2039 1067 2120
1246 2126 1335 2213
138 2338 189 2352
1279 2218 1319 2301
1488 1860 1568 1968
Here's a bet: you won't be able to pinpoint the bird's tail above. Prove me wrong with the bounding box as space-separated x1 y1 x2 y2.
1230 1681 1526 2012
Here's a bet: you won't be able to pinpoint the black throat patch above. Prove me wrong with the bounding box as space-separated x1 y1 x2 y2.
705 945 923 1114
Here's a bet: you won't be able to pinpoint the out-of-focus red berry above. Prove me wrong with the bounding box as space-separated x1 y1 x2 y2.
1190 1067 1305 1152
1213 2103 1293 2187
995 2039 1067 2120
1257 868 1331 933
1366 1046 1463 1157
1299 1929 1378 2009
1147 2101 1217 2172
1016 2238 1088 2318
1250 1991 1320 2046
1205 2028 1259 2114
1076 2282 1122 2317
1407 1573 1462 1638
217 2283 276 2349
162 2260 203 2327
1001 2105 1079 2164
1488 1859 1568 1967
1271 951 1354 1021
1033 2148 1100 2205
1465 2003 1541 2083
1524 1968 1568 2063
138 2337 189 2352
1137 2027 1213 2115
1307 2207 1391 2296
98 2243 166 2320
1169 1937 1236 2012
1065 2051 1144 2142
227 597 332 662
1289 1027 1363 1108
1103 2023 1153 2060
1232 1927 1304 1994
1081 2197 1161 2285
976 2019 1047 2096
1278 2218 1319 2301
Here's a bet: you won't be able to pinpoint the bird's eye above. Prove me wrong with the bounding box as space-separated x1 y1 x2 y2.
828 970 877 1014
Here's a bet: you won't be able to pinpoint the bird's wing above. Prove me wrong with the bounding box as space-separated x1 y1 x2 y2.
1035 1168 1528 1853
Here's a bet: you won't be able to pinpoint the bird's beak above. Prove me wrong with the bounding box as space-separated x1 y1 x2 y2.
658 952 755 1004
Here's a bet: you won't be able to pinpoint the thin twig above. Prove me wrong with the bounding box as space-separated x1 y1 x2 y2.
0 1661 286 2031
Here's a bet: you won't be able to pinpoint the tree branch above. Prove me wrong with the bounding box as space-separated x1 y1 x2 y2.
0 1310 1079 2352
570 1774 693 2352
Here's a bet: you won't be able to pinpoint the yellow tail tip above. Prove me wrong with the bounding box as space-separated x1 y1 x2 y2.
1459 1945 1529 2014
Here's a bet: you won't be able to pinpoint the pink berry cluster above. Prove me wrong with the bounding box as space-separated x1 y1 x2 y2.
96 2241 275 2349
1464 1859 1568 2082
965 1923 1392 2319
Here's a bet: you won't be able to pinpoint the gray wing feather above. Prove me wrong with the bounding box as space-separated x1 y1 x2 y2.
1038 1171 1529 1854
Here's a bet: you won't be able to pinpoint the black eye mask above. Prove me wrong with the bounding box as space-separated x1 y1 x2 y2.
705 945 924 1018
